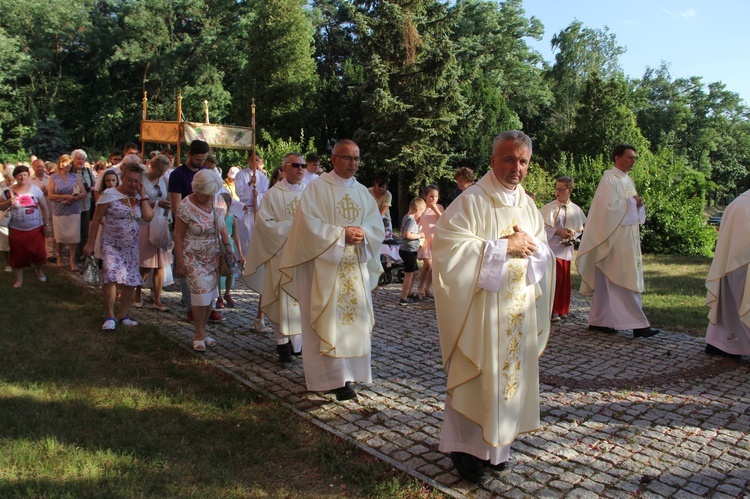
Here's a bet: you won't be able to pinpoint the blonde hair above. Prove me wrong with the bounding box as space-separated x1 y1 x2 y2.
409 197 426 211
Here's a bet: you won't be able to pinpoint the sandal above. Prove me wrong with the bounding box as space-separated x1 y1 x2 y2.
117 316 138 327
101 318 116 331
152 304 169 312
192 340 206 352
204 336 217 347
224 294 235 308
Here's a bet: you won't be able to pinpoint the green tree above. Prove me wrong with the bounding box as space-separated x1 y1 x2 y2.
353 0 466 215
449 0 550 168
231 0 319 140
565 72 648 161
539 20 625 162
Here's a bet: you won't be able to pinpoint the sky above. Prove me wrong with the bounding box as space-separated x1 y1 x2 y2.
520 0 750 104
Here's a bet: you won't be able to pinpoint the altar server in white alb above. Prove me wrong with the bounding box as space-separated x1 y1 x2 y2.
576 143 662 338
235 153 273 333
540 176 586 322
433 131 555 483
244 153 306 363
704 189 750 358
279 140 384 401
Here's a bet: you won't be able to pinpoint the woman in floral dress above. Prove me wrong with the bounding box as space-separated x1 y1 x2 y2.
84 158 154 331
174 169 236 352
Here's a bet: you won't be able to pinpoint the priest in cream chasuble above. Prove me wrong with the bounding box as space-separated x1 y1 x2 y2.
576 144 660 337
244 154 307 354
433 131 554 479
705 190 750 356
280 140 384 394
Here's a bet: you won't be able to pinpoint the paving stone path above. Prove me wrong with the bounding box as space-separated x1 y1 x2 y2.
103 275 749 498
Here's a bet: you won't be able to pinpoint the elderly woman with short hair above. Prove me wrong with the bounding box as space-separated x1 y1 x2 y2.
84 156 154 331
174 169 236 351
48 154 87 271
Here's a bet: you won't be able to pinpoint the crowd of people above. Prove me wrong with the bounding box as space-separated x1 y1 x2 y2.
3 132 747 485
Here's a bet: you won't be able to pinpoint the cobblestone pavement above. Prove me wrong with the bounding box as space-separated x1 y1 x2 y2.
113 275 749 498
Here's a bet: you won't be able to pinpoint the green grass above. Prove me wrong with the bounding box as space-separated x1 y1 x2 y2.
0 269 440 498
572 253 712 336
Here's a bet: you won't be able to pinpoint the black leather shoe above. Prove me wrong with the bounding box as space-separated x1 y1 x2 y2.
588 325 617 334
277 343 293 363
705 343 741 358
329 382 357 401
450 452 484 483
633 327 661 338
480 458 508 471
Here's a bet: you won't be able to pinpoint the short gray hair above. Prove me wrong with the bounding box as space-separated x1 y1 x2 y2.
282 152 303 165
492 130 532 154
71 149 88 160
192 169 223 196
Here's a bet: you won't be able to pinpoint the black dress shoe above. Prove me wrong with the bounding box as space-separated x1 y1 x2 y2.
633 327 661 338
705 343 741 358
276 343 293 363
329 382 357 401
480 458 508 471
450 452 484 483
588 325 617 334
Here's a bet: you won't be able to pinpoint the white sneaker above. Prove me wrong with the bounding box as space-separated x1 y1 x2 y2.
253 318 272 334
101 318 116 331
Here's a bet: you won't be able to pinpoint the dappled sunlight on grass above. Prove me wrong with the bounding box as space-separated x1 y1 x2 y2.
0 270 438 498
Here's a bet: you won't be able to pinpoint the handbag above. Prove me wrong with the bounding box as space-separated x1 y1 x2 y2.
149 207 173 250
1 188 14 227
82 255 101 287
0 208 10 228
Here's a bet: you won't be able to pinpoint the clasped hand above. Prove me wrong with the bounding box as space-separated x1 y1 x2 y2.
345 226 365 245
506 225 537 258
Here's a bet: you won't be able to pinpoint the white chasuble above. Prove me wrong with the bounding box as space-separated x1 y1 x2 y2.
433 172 555 448
280 171 384 359
577 167 644 295
705 190 750 352
244 179 304 335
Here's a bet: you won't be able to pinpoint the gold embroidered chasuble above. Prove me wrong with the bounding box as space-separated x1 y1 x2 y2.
279 172 384 358
706 190 750 329
433 172 554 448
576 167 644 295
244 179 304 334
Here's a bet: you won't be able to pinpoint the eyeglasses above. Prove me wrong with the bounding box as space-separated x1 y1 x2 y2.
334 155 360 163
288 163 305 169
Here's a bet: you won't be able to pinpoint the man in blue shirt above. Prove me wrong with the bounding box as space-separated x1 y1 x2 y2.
168 139 224 323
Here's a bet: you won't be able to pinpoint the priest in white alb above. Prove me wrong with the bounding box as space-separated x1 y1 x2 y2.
540 175 586 322
576 144 661 338
704 189 750 358
279 140 384 401
235 153 273 333
244 153 306 363
433 131 555 483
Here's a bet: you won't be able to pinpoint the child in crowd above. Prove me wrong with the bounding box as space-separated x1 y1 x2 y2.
417 185 443 299
399 197 425 306
216 193 243 309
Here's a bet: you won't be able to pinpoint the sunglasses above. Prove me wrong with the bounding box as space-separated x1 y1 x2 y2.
289 163 306 169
